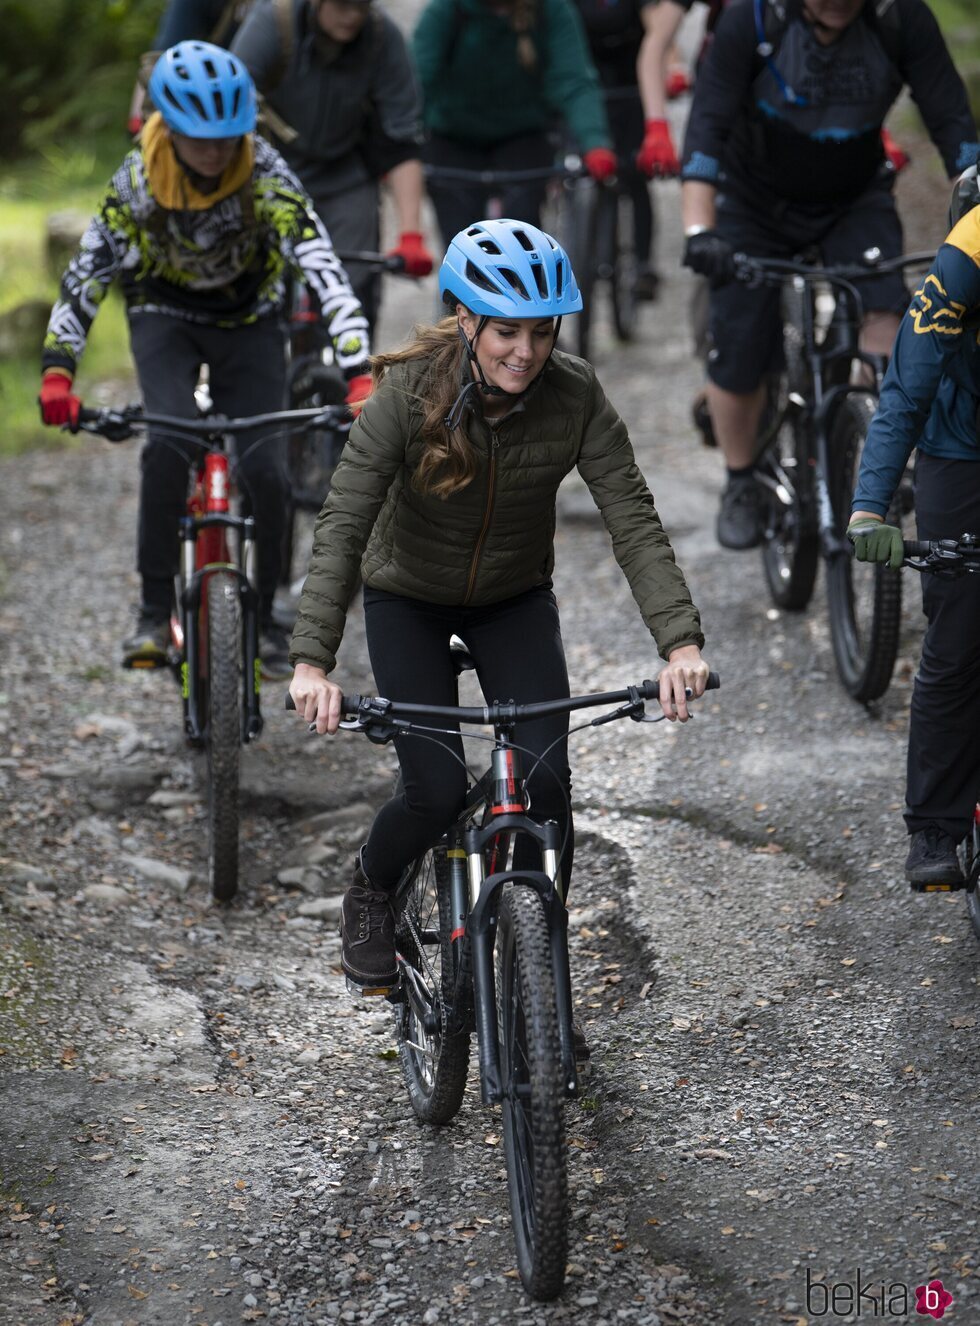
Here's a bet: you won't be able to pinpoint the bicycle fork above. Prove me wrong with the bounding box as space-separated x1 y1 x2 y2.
463 814 578 1105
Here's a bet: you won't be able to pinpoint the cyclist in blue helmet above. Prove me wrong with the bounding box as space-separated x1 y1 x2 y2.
40 41 371 678
286 216 711 1018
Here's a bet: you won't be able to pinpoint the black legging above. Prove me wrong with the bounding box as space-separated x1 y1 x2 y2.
360 585 574 891
423 132 554 249
906 454 980 840
128 313 288 621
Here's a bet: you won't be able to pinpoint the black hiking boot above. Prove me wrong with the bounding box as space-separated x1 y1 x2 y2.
716 473 762 550
340 850 398 994
906 826 966 892
259 621 292 681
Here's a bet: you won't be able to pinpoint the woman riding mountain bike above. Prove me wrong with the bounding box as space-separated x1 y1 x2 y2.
848 167 980 893
39 40 372 678
286 216 710 1015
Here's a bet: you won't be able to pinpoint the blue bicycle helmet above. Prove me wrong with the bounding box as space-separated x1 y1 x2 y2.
949 164 980 231
149 41 257 139
439 219 583 318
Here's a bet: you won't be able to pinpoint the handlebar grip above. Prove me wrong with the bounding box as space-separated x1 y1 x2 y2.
903 540 932 557
76 406 100 424
640 671 721 699
284 690 362 718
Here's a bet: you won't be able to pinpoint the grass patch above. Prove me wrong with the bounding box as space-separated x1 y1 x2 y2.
0 131 135 456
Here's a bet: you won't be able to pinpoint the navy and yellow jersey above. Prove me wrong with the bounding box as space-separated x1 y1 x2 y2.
852 208 980 517
42 123 370 380
682 0 978 208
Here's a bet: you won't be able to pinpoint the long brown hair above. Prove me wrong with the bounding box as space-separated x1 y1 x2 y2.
370 317 480 499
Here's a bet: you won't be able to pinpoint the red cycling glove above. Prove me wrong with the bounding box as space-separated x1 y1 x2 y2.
665 68 691 100
637 120 680 178
39 370 81 429
387 231 434 278
583 147 618 182
344 373 373 417
880 127 910 174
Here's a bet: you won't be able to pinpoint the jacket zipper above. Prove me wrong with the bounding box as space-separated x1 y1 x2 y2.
463 433 499 605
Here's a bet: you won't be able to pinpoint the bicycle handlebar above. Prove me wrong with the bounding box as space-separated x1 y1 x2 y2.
75 402 352 441
333 250 408 274
423 162 585 186
285 672 721 726
903 536 980 576
733 249 935 290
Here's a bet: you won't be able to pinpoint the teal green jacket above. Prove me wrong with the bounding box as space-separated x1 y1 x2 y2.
412 0 611 151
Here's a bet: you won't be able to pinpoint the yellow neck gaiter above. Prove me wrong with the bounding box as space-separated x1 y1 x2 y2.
140 112 255 211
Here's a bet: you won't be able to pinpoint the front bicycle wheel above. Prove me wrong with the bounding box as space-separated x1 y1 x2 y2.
496 882 567 1300
610 190 638 342
564 180 598 360
205 571 242 902
825 392 902 703
392 845 470 1124
960 813 980 941
280 360 346 585
758 380 819 610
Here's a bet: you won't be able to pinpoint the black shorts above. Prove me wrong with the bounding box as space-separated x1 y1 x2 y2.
707 179 907 393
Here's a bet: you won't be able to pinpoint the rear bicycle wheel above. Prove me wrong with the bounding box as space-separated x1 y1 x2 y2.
392 844 470 1124
205 571 242 902
496 882 567 1301
758 378 819 610
825 392 902 702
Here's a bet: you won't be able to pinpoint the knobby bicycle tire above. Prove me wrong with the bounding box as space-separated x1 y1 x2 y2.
960 815 980 942
496 882 567 1301
280 360 346 585
566 182 598 361
758 377 819 610
205 571 242 902
610 191 638 343
825 392 902 703
392 844 470 1124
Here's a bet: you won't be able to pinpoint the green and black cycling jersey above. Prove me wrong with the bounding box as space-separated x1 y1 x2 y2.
681 0 978 207
42 116 370 380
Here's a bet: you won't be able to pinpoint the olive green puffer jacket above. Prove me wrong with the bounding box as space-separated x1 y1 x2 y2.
290 350 704 673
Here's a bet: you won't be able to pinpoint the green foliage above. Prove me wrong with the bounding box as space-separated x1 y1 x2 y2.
931 0 980 115
0 0 166 158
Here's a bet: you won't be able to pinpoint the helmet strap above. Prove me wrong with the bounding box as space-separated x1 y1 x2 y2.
444 313 562 431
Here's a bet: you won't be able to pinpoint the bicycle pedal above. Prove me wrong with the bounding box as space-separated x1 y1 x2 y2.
345 975 398 999
909 880 967 893
121 654 169 671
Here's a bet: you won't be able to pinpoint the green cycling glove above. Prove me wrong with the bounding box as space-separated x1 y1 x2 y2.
846 517 905 571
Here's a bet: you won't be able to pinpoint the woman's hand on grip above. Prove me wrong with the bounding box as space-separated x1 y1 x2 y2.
289 663 344 735
658 645 710 722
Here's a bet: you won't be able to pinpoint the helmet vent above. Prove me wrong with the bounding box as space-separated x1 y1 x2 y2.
555 259 564 297
499 268 530 300
203 58 219 79
513 228 535 252
476 237 502 256
187 92 207 120
464 259 502 294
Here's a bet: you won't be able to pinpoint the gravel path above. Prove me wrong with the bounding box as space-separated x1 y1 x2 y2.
3 103 979 1326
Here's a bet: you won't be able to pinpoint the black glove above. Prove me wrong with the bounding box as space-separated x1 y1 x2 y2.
683 229 736 286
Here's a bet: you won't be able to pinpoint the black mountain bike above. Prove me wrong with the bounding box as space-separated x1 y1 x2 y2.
289 658 719 1298
78 401 347 901
733 250 932 703
903 535 980 938
279 251 405 587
